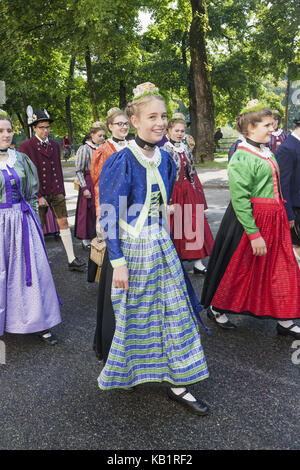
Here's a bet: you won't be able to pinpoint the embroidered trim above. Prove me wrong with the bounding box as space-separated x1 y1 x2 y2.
128 142 161 168
117 146 167 238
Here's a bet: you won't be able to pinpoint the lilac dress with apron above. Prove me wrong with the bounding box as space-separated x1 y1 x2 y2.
0 150 61 335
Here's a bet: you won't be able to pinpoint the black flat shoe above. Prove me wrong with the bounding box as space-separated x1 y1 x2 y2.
68 256 86 272
276 323 300 339
167 388 209 416
207 307 237 330
38 331 58 345
193 266 207 275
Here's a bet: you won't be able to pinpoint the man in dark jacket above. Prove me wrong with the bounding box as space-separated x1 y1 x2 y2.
19 109 85 272
214 127 223 151
276 116 300 265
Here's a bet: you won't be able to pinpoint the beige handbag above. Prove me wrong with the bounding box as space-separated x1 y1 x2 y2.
90 237 106 282
74 176 80 191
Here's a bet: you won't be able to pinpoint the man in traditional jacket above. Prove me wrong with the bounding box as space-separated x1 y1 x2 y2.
19 109 85 272
276 116 300 266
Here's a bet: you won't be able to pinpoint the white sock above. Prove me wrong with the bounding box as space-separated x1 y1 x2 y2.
194 259 206 270
278 320 300 333
60 228 76 263
211 307 229 324
171 387 196 402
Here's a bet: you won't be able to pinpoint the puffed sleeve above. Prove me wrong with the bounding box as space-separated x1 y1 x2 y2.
99 151 131 268
75 145 88 189
165 150 177 202
91 147 103 218
276 141 295 221
91 145 115 218
228 151 261 239
19 152 39 216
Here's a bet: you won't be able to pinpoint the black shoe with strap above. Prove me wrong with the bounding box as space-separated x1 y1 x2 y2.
207 307 237 330
193 266 207 275
68 256 86 272
167 388 209 416
38 330 58 346
277 323 300 339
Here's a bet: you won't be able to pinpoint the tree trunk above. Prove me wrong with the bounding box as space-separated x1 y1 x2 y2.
189 0 215 162
119 80 127 109
65 55 76 142
284 72 290 132
188 64 197 141
85 47 99 121
181 31 197 145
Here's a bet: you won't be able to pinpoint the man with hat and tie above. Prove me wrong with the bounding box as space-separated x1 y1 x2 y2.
19 108 85 272
276 116 300 267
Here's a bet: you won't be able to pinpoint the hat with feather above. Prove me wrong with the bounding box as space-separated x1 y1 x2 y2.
27 106 53 127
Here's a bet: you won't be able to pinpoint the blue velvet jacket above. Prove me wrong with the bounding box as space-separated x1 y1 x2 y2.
275 134 300 221
99 144 177 268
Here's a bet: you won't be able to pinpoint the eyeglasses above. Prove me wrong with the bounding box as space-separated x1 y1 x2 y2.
111 122 129 128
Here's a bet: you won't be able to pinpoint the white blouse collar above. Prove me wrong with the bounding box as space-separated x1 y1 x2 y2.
0 148 17 170
130 140 161 165
272 129 284 137
239 141 273 158
167 140 186 153
108 138 128 152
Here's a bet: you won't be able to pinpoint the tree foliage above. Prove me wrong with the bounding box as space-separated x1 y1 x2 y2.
0 0 299 152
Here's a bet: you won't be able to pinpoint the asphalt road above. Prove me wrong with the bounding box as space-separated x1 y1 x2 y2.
1 185 300 451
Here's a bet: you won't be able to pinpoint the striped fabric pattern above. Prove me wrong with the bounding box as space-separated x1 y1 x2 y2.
98 225 209 390
75 144 95 188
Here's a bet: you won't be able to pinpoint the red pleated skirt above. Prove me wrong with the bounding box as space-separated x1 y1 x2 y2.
170 178 214 260
212 198 300 319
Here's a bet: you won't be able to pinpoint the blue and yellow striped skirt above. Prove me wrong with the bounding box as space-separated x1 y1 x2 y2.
98 225 209 389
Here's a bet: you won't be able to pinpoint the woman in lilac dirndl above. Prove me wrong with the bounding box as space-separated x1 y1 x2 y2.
0 116 61 345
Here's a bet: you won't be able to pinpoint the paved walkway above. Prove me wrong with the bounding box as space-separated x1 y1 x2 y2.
2 164 300 451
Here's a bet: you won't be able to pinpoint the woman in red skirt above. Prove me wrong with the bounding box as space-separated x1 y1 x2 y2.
201 100 300 337
163 113 214 274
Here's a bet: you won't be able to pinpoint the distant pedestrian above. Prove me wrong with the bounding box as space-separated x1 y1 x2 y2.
162 112 214 275
62 134 73 161
19 108 85 272
276 116 300 267
214 127 223 151
269 110 288 154
201 100 300 338
0 115 61 345
97 83 210 416
88 108 130 283
74 121 106 249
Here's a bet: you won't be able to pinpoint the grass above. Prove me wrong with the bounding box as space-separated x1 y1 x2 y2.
214 152 228 159
61 159 75 167
60 153 229 168
196 161 228 168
